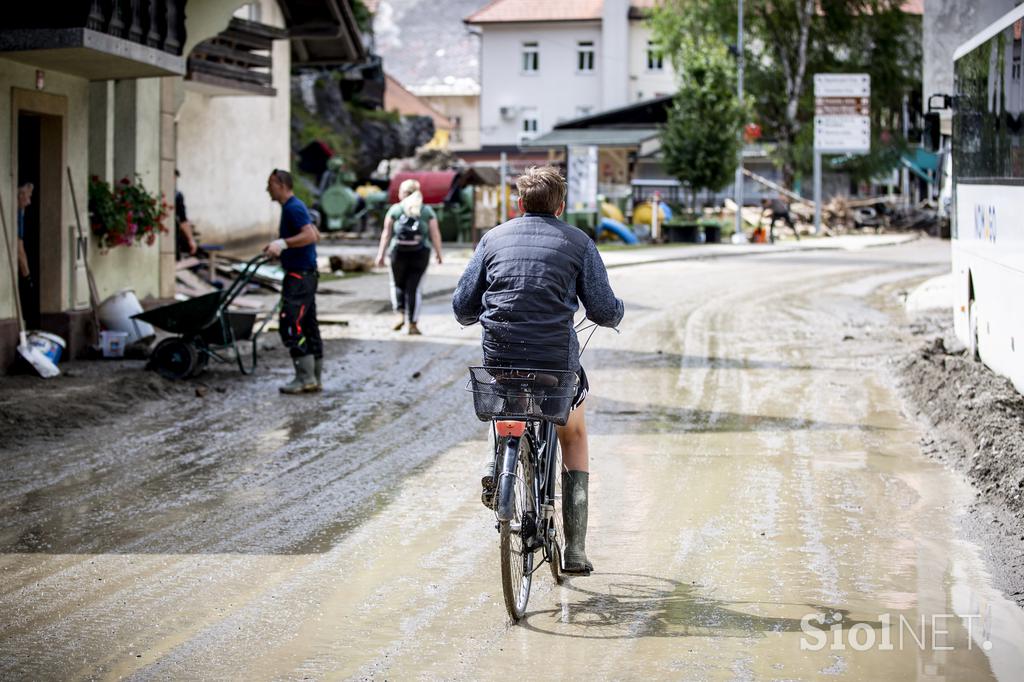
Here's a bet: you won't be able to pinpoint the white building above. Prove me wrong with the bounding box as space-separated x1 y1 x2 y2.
465 0 676 150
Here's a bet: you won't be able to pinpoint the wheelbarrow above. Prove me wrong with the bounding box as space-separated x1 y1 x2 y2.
133 255 279 379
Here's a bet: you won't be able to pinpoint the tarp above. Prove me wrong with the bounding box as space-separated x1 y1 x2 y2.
387 171 457 204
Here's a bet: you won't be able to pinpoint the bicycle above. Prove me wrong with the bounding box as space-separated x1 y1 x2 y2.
467 366 579 621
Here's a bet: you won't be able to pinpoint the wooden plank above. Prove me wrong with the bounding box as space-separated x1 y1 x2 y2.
189 60 271 86
191 42 272 68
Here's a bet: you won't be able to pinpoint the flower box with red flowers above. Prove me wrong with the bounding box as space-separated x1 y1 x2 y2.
88 175 169 250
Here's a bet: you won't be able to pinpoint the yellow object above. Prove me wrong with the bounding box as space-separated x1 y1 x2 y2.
600 201 625 223
633 202 666 226
356 183 383 198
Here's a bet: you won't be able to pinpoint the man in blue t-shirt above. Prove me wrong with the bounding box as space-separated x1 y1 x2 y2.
263 169 323 394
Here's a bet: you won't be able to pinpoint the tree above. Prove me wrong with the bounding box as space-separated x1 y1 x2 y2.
661 41 747 210
652 0 921 188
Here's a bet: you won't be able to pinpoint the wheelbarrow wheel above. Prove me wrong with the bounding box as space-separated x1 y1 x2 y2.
150 337 200 380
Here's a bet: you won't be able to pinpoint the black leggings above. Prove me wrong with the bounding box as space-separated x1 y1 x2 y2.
390 248 430 323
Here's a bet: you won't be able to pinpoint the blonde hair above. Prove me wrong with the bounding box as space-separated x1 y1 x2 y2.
398 178 423 218
516 166 566 214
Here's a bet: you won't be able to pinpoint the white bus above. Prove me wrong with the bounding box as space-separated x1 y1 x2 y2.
950 7 1024 394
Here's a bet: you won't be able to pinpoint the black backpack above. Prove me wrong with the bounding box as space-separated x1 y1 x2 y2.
394 212 426 251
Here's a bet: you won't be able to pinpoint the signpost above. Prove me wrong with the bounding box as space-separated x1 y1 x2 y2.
813 73 871 233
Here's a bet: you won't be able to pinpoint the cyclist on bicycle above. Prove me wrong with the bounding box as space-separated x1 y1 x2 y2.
452 165 624 575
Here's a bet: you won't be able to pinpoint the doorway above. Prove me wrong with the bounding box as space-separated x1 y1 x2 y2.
17 113 42 329
12 89 65 331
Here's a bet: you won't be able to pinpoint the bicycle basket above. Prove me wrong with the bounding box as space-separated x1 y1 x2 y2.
466 366 579 426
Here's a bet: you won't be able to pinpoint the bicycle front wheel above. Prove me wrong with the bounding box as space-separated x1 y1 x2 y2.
548 430 565 586
499 436 535 622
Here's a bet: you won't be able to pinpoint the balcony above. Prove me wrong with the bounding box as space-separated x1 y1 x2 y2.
0 1 187 80
186 18 286 97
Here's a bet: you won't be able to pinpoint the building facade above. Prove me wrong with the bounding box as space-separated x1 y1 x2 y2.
409 78 482 152
465 0 676 150
0 0 364 368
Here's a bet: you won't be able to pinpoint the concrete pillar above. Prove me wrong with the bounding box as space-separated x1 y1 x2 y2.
601 0 629 110
88 81 114 183
159 77 177 300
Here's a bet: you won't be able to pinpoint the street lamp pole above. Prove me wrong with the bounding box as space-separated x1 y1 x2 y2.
733 0 746 242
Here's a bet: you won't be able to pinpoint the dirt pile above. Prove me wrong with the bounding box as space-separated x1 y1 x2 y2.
896 320 1024 518
0 362 193 450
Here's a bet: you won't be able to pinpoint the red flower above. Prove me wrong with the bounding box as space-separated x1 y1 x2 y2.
120 177 131 185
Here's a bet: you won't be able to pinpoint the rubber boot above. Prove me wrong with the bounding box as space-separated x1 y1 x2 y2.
312 356 324 392
480 455 498 510
279 355 317 394
562 470 594 575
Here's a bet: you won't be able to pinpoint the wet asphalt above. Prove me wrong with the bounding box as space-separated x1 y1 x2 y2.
1 240 1023 680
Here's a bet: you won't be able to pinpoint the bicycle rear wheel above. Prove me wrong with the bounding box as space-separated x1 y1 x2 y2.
499 436 535 622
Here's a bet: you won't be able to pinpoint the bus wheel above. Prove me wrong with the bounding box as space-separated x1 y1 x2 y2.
968 299 980 362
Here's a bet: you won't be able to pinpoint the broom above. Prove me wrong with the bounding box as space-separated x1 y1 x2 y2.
0 187 59 377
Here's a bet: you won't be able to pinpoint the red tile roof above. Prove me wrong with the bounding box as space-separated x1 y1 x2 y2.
384 74 451 131
465 0 603 24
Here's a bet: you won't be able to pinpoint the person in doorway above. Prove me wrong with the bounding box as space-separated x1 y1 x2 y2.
375 179 443 335
16 182 35 326
263 169 323 394
174 169 197 259
452 166 624 575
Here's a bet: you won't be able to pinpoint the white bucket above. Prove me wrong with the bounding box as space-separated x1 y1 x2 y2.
100 330 129 358
27 331 66 364
98 289 155 345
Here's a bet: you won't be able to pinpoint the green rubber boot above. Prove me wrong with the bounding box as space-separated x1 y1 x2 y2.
562 470 594 575
313 356 323 391
280 355 318 395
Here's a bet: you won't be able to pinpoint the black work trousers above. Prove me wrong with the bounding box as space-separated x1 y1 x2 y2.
389 248 430 323
279 270 322 358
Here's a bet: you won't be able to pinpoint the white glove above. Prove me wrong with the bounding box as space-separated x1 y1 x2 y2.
263 238 288 258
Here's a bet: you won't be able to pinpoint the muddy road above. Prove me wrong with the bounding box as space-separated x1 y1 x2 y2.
2 241 1024 680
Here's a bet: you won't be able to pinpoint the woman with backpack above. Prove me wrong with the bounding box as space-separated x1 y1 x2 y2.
375 178 444 335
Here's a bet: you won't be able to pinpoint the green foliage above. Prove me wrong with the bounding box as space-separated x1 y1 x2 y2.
652 0 922 186
661 41 747 204
88 175 169 250
351 0 373 33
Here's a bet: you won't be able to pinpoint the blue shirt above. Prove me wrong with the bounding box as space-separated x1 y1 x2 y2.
17 209 25 239
278 195 316 272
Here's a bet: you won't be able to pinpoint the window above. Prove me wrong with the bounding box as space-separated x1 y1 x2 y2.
522 42 539 73
953 25 1024 182
646 40 664 72
451 115 463 143
520 108 539 141
577 41 595 72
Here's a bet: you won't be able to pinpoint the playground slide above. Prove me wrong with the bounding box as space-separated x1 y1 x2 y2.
598 217 639 244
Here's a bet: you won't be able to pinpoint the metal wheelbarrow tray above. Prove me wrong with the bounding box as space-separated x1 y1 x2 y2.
133 255 278 379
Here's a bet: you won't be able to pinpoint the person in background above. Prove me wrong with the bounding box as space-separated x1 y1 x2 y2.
263 169 323 394
375 179 443 335
174 169 197 259
762 196 800 243
16 182 35 327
